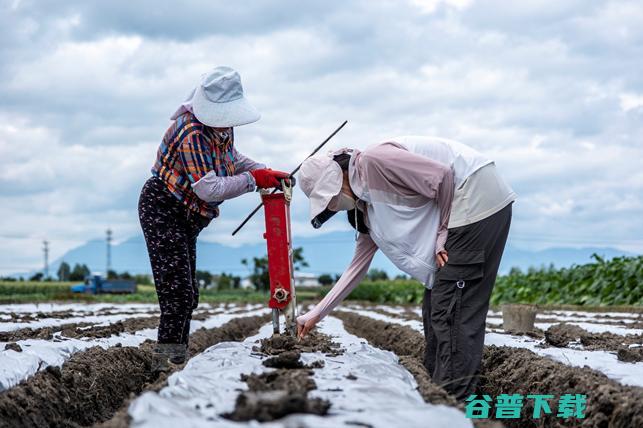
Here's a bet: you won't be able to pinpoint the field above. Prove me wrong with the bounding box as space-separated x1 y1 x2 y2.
0 299 642 427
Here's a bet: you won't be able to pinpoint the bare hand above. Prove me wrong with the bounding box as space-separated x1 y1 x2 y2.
297 314 320 339
436 250 449 268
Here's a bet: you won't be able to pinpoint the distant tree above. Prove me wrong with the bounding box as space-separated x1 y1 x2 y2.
119 271 132 280
69 264 91 281
242 256 270 291
133 274 152 285
318 274 335 286
57 262 71 281
394 274 408 280
29 272 44 281
367 268 389 281
107 269 118 279
241 247 309 291
196 270 213 287
217 272 241 290
292 247 309 271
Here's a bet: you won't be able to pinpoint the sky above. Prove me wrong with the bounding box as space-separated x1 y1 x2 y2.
1 0 642 275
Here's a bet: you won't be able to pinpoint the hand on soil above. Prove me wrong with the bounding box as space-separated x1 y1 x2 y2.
297 314 320 340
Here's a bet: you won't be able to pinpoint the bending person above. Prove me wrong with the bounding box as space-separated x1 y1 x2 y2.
296 136 515 400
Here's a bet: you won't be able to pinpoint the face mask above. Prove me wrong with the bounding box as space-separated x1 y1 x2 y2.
328 192 356 211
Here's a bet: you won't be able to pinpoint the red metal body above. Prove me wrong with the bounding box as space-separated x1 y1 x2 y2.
261 192 295 311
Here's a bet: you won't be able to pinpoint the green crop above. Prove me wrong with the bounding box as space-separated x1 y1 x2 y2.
322 254 643 306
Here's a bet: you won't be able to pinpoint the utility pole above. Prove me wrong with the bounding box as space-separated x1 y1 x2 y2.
106 228 112 277
43 240 49 280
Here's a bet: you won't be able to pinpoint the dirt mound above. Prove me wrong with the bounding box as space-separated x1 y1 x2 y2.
0 315 159 343
544 323 587 347
225 390 330 422
544 323 643 358
257 331 343 357
0 326 57 342
242 369 316 395
60 316 159 339
617 347 643 363
224 331 334 422
0 346 155 428
0 314 269 428
3 343 22 352
481 345 643 427
335 311 458 407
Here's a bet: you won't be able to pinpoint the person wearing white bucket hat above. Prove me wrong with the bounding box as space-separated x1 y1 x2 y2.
297 137 516 401
138 66 290 371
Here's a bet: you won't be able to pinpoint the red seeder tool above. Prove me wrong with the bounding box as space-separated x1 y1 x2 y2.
231 121 348 337
261 180 298 336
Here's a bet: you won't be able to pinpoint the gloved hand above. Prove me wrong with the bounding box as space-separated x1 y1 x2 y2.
249 168 291 189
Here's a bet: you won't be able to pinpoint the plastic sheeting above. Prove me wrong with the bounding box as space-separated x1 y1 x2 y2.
0 308 269 391
128 317 471 428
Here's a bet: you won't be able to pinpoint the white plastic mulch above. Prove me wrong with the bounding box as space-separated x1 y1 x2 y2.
128 317 472 428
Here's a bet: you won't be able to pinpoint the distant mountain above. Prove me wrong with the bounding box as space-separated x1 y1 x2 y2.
38 231 635 279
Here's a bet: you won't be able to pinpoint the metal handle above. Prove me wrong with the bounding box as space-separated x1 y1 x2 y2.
231 120 348 236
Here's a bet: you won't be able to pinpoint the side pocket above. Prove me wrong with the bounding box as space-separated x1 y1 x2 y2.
438 250 485 282
437 250 485 356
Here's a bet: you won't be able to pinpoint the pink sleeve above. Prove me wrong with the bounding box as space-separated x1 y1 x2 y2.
297 233 378 324
362 143 454 254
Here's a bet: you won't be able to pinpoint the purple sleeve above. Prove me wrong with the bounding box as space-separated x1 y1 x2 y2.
233 147 266 173
297 233 378 324
191 171 256 202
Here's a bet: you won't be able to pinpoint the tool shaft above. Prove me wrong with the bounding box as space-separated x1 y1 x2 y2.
231 120 348 236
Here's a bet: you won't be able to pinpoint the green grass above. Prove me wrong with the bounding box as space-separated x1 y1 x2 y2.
0 281 319 304
328 254 643 307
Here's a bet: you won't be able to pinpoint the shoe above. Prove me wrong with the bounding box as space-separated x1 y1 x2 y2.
152 343 188 372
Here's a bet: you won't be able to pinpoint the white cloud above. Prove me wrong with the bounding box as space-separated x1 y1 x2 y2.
1 0 642 274
619 93 643 112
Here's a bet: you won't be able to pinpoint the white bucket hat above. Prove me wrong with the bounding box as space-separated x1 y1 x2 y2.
298 149 350 227
173 66 261 127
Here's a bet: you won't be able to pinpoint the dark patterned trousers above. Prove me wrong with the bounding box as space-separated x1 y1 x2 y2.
138 176 211 344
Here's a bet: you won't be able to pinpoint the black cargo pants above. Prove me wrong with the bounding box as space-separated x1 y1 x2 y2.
138 176 211 344
422 203 512 400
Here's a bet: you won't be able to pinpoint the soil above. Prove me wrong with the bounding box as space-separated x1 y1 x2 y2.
544 323 588 347
0 314 269 428
0 316 159 343
480 346 643 427
3 343 21 352
0 326 59 342
224 332 333 422
256 331 343 357
336 310 643 428
59 316 159 339
616 347 643 363
544 323 643 359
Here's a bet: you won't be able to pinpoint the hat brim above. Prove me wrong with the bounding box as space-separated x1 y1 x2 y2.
192 86 261 127
308 163 343 222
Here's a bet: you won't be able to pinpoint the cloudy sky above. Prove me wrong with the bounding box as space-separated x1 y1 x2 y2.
1 0 642 275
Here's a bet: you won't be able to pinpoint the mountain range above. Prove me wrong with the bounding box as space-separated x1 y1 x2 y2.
36 231 634 279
